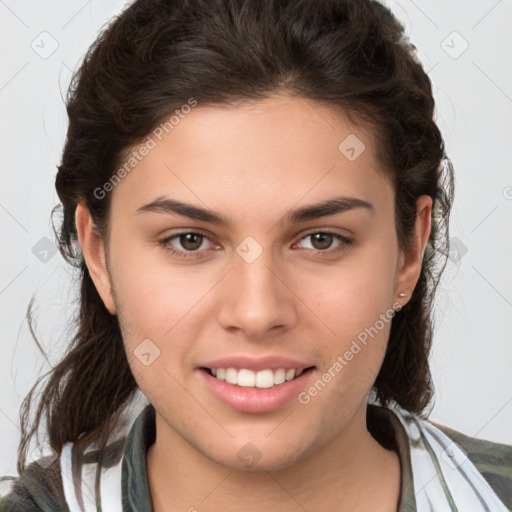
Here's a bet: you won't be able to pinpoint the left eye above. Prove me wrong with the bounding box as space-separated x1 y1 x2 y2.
297 231 351 251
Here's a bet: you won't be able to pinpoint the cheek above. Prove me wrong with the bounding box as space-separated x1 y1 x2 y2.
109 234 208 334
299 245 397 393
109 251 223 404
110 256 203 407
304 259 396 344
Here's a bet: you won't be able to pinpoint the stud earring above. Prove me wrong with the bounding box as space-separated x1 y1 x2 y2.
393 292 408 312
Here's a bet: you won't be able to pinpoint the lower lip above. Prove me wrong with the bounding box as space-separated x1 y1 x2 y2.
198 368 315 413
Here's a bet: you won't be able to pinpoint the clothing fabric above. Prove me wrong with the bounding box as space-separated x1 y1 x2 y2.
1 399 511 511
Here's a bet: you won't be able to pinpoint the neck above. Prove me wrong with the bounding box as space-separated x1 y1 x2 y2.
147 401 401 512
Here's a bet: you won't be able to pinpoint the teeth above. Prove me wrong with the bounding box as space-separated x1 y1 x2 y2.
225 368 238 385
255 369 274 388
238 369 255 387
209 367 307 388
274 368 286 385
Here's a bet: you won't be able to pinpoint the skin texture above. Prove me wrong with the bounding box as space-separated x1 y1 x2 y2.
75 93 432 511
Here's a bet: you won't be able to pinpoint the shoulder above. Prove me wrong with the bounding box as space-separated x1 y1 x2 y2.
371 400 512 510
0 456 69 511
431 420 512 510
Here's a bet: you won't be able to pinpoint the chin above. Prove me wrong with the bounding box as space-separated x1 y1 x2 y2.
206 442 311 473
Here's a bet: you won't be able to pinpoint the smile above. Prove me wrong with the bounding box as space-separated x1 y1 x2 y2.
203 367 313 389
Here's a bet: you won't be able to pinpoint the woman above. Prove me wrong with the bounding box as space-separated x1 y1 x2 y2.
1 0 511 510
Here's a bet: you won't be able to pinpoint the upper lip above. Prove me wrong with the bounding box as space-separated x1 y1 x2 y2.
198 355 315 372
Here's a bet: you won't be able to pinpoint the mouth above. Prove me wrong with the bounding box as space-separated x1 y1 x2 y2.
200 366 316 389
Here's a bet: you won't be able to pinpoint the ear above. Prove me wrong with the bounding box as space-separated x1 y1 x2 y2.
393 195 432 307
75 202 116 315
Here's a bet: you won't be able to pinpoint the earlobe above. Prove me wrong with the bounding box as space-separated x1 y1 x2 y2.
393 195 433 307
74 202 116 315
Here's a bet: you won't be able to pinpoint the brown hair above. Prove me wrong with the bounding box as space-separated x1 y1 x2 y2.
16 0 454 474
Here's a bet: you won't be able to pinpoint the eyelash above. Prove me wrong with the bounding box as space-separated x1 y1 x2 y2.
158 229 353 260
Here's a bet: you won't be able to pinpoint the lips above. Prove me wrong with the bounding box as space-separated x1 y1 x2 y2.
199 366 316 413
196 355 316 412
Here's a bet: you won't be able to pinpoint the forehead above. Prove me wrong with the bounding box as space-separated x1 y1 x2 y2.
109 94 393 223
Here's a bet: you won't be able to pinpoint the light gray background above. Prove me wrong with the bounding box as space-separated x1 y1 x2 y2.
1 0 511 479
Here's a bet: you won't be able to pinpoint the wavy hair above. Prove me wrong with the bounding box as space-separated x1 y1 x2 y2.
16 0 454 474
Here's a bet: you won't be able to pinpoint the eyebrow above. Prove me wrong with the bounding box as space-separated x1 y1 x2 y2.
135 195 375 228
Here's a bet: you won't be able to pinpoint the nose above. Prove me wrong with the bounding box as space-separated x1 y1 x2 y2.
217 244 298 340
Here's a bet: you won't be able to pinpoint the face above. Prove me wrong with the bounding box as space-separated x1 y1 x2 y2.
78 93 430 471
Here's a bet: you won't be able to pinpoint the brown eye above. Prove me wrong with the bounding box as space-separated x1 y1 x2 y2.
309 233 335 250
179 233 204 251
159 230 214 259
296 231 353 254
